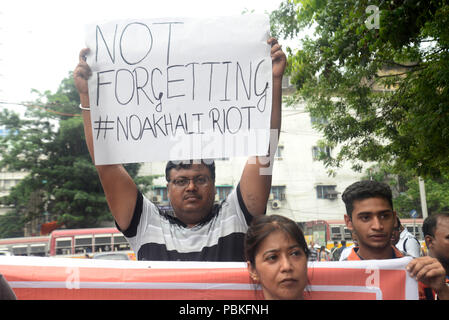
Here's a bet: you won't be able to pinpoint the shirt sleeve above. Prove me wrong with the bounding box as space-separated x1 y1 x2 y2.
114 191 143 238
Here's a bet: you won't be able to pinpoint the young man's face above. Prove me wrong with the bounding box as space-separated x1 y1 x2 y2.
167 164 216 227
426 216 449 270
344 197 396 256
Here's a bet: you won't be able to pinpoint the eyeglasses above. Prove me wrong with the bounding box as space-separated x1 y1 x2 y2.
170 176 210 188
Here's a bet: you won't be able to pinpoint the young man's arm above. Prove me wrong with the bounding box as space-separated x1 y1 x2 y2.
239 38 286 217
75 49 138 232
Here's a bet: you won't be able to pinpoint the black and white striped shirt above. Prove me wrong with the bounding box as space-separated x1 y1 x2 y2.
117 184 254 261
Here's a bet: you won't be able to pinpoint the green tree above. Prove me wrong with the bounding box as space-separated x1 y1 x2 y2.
364 163 449 218
0 72 154 237
271 0 449 178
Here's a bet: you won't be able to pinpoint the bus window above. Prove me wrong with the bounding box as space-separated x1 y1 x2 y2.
75 235 93 254
30 244 47 256
405 225 423 240
330 226 342 240
94 235 112 252
56 237 72 255
416 226 423 240
113 235 130 251
12 245 28 256
344 228 352 240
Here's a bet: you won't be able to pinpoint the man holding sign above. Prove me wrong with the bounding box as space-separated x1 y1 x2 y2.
74 16 286 262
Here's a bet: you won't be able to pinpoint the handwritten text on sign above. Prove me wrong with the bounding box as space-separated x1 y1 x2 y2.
85 16 272 164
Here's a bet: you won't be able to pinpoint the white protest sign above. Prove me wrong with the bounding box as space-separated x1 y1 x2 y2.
84 15 272 165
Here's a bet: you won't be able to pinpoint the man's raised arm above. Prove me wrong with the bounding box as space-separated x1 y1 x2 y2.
239 38 286 217
74 48 138 232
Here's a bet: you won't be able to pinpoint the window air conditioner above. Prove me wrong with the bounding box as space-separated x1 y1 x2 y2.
271 199 282 209
152 195 162 203
325 191 339 200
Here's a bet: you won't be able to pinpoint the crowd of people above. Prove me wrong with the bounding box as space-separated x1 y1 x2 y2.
1 37 448 301
72 37 449 300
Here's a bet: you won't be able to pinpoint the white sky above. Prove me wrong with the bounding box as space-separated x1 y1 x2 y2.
0 0 288 108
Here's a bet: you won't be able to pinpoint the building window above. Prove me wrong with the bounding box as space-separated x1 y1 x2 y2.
270 186 286 200
312 146 332 161
0 128 9 137
216 186 233 201
310 116 329 125
0 179 16 191
275 145 284 159
316 185 338 199
153 186 168 202
281 76 292 89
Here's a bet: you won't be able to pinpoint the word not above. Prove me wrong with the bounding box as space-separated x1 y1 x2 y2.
95 21 182 66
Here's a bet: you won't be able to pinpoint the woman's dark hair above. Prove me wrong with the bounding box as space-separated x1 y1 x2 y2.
165 159 215 182
244 214 309 266
342 180 393 218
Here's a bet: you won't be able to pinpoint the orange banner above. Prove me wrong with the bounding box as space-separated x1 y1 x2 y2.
0 256 418 300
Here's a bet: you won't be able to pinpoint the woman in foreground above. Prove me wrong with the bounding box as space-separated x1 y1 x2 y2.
244 215 309 300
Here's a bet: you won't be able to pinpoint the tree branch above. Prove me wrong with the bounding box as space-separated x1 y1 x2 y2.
374 67 425 79
378 60 420 69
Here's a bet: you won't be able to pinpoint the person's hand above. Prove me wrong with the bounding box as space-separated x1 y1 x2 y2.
74 48 92 104
407 256 448 298
268 37 286 80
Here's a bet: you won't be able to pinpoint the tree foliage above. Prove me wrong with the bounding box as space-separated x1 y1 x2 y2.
365 162 449 218
0 73 153 237
271 0 449 178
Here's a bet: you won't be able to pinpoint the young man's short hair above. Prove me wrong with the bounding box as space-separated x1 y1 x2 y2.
423 212 449 238
165 159 216 182
342 180 393 218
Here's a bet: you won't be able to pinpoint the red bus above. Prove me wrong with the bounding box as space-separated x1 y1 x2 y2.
0 236 50 256
298 220 331 247
0 227 135 259
48 227 133 258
